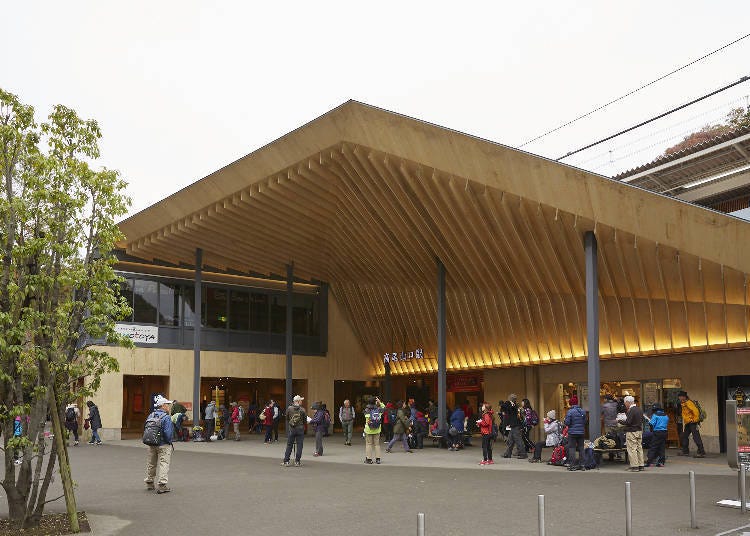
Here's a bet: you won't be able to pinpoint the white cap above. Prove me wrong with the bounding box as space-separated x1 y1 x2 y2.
153 395 171 408
293 395 304 402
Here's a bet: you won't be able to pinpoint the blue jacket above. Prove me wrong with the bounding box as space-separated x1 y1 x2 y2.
564 405 587 435
310 409 328 431
649 410 669 432
450 408 465 433
150 409 174 445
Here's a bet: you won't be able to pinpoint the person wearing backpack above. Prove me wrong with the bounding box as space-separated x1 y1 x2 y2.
309 401 328 456
645 404 669 467
530 410 561 463
339 399 355 446
677 391 706 458
364 396 385 464
386 400 413 453
563 396 586 471
476 402 495 465
383 402 396 443
501 394 525 459
521 398 538 454
143 395 174 494
281 395 308 467
621 395 645 472
64 403 80 447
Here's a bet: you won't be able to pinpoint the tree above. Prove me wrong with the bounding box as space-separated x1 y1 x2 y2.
0 89 132 530
663 105 750 155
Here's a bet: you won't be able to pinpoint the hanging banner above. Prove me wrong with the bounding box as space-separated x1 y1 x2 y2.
447 373 483 393
115 323 158 344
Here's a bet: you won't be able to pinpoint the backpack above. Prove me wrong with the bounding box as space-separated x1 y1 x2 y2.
288 407 303 428
324 411 331 425
549 444 566 466
692 400 707 423
582 447 598 470
259 409 267 423
65 407 76 422
528 410 539 426
388 409 398 424
142 413 164 446
369 407 383 428
238 405 245 422
490 421 499 440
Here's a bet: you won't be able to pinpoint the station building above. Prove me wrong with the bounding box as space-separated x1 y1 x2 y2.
91 101 750 452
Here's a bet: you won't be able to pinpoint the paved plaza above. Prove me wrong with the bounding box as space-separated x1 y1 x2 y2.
2 432 748 535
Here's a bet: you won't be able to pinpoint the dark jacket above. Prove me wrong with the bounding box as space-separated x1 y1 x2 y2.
501 401 523 427
88 404 102 430
563 405 586 435
286 404 307 429
623 405 644 432
310 408 328 432
449 408 465 433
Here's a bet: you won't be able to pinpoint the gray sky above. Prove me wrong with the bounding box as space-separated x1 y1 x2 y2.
5 2 750 216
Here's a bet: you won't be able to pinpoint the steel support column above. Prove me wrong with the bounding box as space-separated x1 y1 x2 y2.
286 263 294 407
585 231 600 440
437 258 447 430
384 360 392 402
193 248 202 426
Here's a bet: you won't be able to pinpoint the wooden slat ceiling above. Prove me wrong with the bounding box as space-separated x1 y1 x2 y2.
118 102 750 375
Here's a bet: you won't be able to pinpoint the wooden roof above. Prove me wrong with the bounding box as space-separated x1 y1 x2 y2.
118 101 750 375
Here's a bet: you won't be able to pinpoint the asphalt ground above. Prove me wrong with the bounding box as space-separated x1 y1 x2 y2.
1 432 748 536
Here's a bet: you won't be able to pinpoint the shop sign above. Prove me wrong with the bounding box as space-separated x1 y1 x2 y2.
738 406 750 467
447 373 483 393
383 348 424 364
735 387 746 408
115 323 158 344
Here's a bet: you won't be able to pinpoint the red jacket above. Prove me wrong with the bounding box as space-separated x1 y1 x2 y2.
479 410 494 436
231 406 240 424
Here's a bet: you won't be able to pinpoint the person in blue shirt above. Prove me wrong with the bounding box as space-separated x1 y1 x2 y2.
144 395 175 494
448 406 465 451
645 404 669 467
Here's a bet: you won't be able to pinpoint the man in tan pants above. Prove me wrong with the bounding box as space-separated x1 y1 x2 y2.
144 395 175 494
622 395 644 472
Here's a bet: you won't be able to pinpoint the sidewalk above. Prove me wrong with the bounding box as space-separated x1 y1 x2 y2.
115 430 736 477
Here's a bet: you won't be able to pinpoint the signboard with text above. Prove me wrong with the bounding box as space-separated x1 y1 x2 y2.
383 348 424 364
115 323 158 344
738 406 750 467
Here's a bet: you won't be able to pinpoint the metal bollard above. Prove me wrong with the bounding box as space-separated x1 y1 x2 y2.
742 465 747 515
625 481 632 536
538 495 545 536
689 471 697 528
417 512 425 536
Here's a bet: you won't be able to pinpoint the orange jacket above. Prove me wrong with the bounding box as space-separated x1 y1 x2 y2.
681 399 699 424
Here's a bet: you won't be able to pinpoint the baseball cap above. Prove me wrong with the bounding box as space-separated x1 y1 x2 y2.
153 395 171 407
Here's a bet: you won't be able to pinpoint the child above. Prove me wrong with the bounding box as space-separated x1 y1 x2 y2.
646 404 669 467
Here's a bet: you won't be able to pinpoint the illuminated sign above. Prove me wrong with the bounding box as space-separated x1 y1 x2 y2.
383 348 424 364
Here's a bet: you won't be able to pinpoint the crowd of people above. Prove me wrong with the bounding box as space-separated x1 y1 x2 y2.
44 386 708 493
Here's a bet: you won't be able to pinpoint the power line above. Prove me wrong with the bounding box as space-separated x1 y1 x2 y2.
556 76 750 161
518 32 750 148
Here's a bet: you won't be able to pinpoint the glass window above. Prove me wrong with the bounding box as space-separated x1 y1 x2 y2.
250 293 269 332
293 294 319 336
229 290 250 330
183 283 197 328
133 279 158 324
205 287 227 329
159 283 180 326
269 294 286 333
118 278 134 322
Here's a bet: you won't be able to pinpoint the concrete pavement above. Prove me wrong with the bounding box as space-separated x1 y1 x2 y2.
1 432 747 535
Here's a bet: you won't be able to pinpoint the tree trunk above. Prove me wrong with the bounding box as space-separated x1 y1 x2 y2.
48 386 79 532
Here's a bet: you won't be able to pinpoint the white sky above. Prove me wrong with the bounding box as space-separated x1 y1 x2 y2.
4 2 750 217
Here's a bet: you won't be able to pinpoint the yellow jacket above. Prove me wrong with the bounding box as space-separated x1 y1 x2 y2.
681 399 699 424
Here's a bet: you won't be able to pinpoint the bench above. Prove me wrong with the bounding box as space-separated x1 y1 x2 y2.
593 447 628 464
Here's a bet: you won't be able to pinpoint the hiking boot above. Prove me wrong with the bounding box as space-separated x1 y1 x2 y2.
385 448 392 453
156 485 171 494
281 461 290 467
364 458 373 464
313 452 320 457
693 453 705 458
375 458 381 464
656 463 664 467
73 441 79 446
625 467 640 472
95 441 102 445
294 461 302 467
146 482 155 491
638 466 644 471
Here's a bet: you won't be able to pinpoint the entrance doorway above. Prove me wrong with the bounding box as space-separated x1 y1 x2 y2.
334 380 380 430
122 375 170 431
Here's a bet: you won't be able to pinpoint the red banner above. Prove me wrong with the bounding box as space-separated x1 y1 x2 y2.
447 373 483 393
